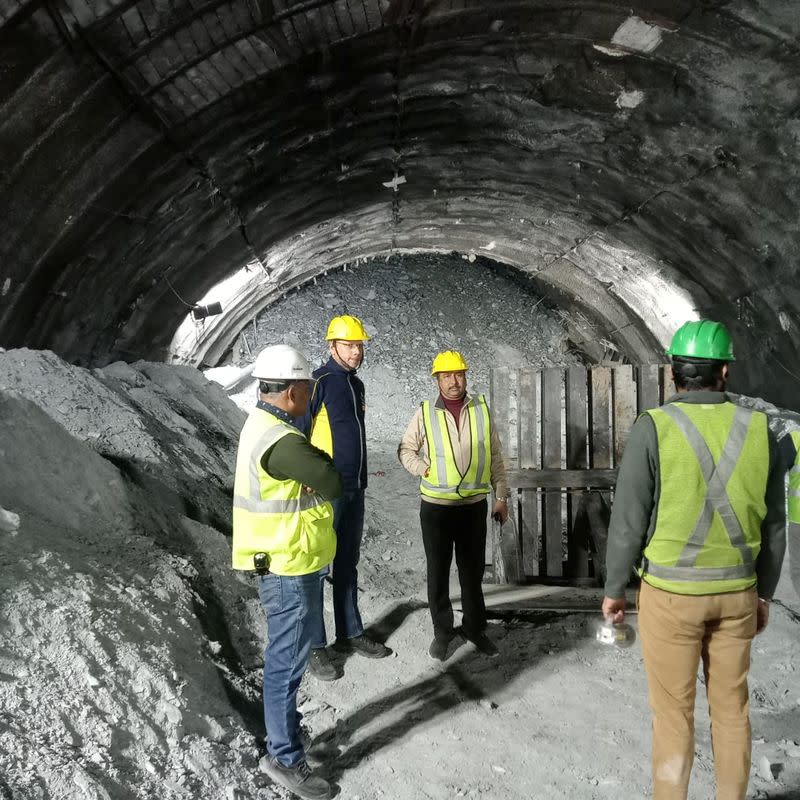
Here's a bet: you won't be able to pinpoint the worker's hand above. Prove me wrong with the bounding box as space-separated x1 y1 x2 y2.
491 499 509 524
302 485 315 494
602 596 626 624
756 598 769 634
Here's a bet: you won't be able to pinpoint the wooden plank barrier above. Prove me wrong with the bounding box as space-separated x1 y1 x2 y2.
489 364 668 584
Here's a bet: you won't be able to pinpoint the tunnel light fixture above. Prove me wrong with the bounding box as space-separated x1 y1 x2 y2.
191 301 223 321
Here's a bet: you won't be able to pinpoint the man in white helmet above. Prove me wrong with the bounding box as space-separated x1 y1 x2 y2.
232 344 342 800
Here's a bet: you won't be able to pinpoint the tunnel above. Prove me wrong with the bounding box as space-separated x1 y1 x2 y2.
2 0 799 408
3 4 800 798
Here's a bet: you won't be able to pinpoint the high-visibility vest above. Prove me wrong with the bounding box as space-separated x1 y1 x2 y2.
789 430 800 525
419 395 492 500
641 401 770 595
232 408 336 575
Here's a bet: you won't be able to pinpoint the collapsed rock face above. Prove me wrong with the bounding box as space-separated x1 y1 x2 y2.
240 252 584 442
0 351 269 799
1 3 800 409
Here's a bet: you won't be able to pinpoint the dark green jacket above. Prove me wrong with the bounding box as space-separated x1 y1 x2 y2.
257 401 343 500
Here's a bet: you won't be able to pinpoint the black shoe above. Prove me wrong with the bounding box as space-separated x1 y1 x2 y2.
260 756 332 800
333 634 392 659
469 633 499 658
307 648 341 681
428 635 452 662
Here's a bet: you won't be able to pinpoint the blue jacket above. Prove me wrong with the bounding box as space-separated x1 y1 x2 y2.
299 357 367 491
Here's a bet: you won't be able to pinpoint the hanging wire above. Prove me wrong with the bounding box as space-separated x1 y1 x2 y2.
773 355 800 385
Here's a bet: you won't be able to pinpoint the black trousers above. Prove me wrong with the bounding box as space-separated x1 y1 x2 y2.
420 497 488 640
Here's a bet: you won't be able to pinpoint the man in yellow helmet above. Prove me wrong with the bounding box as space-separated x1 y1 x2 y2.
232 344 342 800
299 314 391 682
398 350 510 660
601 320 786 800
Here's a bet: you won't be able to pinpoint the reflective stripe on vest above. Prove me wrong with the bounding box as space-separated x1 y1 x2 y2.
642 402 768 592
789 430 800 524
419 395 491 499
232 409 335 574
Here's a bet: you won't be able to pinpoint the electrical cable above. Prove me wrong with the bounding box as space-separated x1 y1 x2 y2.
164 276 196 309
773 355 800 385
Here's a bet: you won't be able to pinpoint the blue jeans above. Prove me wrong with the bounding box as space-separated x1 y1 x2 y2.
311 489 365 647
258 568 327 767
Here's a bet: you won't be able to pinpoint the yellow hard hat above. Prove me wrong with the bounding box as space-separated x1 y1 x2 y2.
431 350 469 375
326 314 370 341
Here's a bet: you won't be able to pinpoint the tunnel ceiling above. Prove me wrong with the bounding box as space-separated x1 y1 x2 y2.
1 0 799 404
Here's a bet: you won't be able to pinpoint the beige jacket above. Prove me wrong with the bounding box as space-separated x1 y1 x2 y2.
398 392 509 506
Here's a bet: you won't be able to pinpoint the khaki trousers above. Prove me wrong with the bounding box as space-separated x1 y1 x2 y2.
638 581 758 800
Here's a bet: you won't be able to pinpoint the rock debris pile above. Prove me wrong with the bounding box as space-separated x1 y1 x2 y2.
244 253 581 442
0 350 271 800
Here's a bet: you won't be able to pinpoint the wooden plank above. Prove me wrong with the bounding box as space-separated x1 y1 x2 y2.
566 367 589 577
489 368 511 583
517 368 539 576
584 492 611 586
566 367 588 470
541 368 563 577
590 367 612 469
613 365 637 466
590 367 613 583
496 514 524 584
517 368 538 469
505 468 617 489
481 583 639 611
637 363 662 413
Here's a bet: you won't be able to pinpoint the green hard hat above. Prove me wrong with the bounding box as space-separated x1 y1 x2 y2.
666 320 735 361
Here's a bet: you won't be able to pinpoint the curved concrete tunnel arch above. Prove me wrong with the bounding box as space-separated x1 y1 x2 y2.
168 215 697 370
1 1 800 408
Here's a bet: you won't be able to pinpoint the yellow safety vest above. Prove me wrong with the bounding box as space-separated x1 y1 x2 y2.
641 401 770 595
789 430 800 525
420 395 492 500
232 408 336 575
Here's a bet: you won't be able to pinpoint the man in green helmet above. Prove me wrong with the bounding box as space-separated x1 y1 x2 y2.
601 320 786 800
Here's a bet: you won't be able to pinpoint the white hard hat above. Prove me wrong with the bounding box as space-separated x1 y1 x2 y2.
252 344 312 381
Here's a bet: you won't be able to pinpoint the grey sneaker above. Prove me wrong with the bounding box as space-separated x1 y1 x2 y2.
260 756 332 800
307 648 341 681
333 634 392 658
